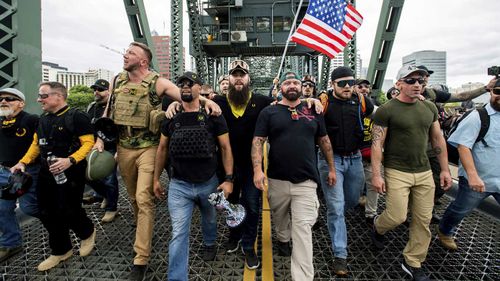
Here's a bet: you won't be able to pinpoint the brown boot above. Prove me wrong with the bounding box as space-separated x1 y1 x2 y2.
436 226 457 250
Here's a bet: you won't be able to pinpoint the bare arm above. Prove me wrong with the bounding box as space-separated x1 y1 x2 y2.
317 135 336 186
251 136 267 190
370 124 387 193
217 133 234 198
446 86 487 103
153 134 169 199
457 144 485 192
429 121 452 190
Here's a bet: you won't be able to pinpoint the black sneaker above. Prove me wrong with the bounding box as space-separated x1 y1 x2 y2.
371 224 385 250
333 257 348 276
243 249 260 270
224 238 241 253
276 241 291 257
401 260 430 281
0 245 23 263
201 245 217 261
129 265 147 281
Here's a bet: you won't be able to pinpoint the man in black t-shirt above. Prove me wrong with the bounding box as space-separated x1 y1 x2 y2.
252 72 335 281
153 72 233 281
0 88 40 263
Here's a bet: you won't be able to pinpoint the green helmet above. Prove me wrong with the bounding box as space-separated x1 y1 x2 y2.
85 149 116 181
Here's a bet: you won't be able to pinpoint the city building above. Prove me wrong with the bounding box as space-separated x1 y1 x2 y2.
402 50 446 85
152 34 172 79
85 69 114 85
42 61 114 91
42 61 67 82
329 52 362 79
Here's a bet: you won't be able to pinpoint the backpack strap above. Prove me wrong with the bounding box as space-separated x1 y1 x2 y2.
425 88 437 102
476 107 490 146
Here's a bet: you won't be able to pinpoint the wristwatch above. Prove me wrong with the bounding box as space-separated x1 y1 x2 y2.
68 157 77 165
224 174 234 183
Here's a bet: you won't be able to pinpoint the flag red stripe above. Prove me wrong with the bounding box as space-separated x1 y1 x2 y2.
295 28 342 54
301 18 349 44
291 37 336 58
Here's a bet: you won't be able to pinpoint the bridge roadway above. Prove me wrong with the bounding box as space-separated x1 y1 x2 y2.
0 172 498 281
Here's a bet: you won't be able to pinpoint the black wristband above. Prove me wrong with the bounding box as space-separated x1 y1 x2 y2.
69 157 77 165
224 174 234 183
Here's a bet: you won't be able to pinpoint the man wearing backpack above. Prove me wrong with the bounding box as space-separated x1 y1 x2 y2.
370 66 452 281
318 66 374 276
436 80 500 251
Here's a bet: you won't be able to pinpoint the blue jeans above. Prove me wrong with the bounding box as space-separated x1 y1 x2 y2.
439 177 500 236
226 167 261 251
318 152 365 259
86 165 119 211
0 164 40 248
167 175 218 281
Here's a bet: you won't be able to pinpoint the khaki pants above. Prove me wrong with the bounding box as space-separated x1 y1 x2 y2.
375 168 434 268
117 145 157 265
268 179 319 281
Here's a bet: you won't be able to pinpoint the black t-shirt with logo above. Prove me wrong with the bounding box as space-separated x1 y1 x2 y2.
0 111 39 167
213 93 274 169
162 111 228 183
254 103 327 184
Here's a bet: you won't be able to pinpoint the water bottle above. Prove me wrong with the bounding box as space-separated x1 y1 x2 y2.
46 152 67 185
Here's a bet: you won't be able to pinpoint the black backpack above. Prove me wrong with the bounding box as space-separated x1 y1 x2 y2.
445 106 490 165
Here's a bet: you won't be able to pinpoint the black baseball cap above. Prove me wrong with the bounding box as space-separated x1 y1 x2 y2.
176 71 203 85
356 79 371 86
417 65 434 75
90 79 110 91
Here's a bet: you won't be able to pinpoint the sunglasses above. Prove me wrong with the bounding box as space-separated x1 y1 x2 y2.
492 88 500 95
0 96 21 102
93 88 106 92
302 82 315 88
335 80 356 88
402 78 425 85
37 93 50 99
357 84 370 89
176 80 195 88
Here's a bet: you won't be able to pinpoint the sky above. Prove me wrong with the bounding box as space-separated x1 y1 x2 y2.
41 0 500 88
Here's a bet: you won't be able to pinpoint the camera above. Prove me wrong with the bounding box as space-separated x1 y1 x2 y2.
487 66 499 77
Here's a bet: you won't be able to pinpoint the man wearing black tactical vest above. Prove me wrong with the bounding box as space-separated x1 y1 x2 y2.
317 66 374 276
11 82 96 271
93 42 221 280
153 71 233 281
0 88 40 263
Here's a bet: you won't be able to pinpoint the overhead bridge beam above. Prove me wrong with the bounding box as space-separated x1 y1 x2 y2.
367 0 405 95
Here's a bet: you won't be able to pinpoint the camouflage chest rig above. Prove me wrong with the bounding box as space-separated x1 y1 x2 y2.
110 71 165 148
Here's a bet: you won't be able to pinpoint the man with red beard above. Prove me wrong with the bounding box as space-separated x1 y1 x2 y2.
252 72 335 280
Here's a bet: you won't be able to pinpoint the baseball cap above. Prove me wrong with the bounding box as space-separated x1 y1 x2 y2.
218 75 229 84
302 74 316 84
279 71 302 84
417 65 434 75
396 65 428 80
229 60 249 74
175 71 203 85
356 79 371 86
90 79 110 91
331 66 354 81
0 88 25 101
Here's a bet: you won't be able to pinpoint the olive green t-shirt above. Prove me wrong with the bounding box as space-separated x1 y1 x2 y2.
373 99 438 173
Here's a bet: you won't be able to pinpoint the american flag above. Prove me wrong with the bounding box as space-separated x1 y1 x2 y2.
291 0 363 58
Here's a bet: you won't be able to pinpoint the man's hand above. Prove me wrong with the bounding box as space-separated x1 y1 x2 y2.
327 169 337 186
253 170 267 191
10 162 26 173
204 99 222 116
93 138 104 152
218 181 233 198
153 180 166 199
439 170 453 191
486 78 498 90
306 98 324 114
467 173 485 193
165 102 181 119
48 158 72 174
371 175 386 194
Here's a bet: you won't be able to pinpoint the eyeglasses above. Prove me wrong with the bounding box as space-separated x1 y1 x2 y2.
200 93 210 97
0 96 21 102
401 78 425 85
492 88 500 95
93 88 106 92
37 93 50 99
357 84 370 89
302 82 315 88
335 80 355 88
176 80 195 88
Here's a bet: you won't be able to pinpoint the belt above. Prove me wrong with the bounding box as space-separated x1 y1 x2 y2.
335 150 360 157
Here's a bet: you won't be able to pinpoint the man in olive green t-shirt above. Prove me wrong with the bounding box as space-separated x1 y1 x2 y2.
370 65 452 281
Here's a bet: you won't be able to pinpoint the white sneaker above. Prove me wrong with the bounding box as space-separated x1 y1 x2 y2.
80 229 96 256
101 211 117 223
37 250 73 271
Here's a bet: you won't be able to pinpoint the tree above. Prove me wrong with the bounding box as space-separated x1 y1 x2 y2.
67 85 94 110
69 84 93 95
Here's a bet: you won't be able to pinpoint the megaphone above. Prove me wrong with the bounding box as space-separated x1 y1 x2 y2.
208 191 246 228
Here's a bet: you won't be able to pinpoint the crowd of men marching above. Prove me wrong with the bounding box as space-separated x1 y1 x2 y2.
0 42 498 281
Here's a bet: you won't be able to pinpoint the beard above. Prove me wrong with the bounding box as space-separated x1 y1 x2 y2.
228 83 250 107
491 96 500 112
0 108 13 117
124 61 140 72
181 93 194 103
282 88 301 101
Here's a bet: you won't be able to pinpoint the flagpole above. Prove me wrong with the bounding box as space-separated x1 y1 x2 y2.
277 0 305 79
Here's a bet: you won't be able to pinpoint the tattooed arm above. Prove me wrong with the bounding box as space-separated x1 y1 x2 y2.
251 136 268 190
318 135 336 186
429 120 452 190
370 124 388 194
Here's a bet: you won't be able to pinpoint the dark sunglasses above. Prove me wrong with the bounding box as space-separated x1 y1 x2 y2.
177 80 195 88
37 93 50 99
335 80 355 87
402 78 425 85
302 82 315 88
0 96 21 102
492 88 500 95
93 87 106 92
200 93 210 97
357 84 370 89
